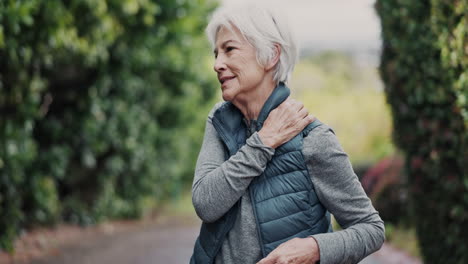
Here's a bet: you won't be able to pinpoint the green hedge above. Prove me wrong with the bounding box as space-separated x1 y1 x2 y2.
376 0 467 262
0 0 217 251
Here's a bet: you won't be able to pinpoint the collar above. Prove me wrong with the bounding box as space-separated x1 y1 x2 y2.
242 82 290 128
212 82 290 155
257 82 290 124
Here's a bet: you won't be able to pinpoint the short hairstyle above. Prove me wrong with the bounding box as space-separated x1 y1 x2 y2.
206 4 298 84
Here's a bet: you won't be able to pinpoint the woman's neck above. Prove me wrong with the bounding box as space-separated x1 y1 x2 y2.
232 80 276 122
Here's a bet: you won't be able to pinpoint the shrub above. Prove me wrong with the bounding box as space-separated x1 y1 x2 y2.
376 0 467 262
360 156 408 225
0 0 217 251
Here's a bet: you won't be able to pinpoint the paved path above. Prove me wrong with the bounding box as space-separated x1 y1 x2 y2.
31 221 200 264
360 244 422 264
28 218 420 264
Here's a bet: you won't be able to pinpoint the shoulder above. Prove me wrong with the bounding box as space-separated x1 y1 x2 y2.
304 122 337 144
302 122 345 159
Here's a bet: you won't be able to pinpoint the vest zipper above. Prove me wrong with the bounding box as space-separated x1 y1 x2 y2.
248 120 266 258
250 176 267 258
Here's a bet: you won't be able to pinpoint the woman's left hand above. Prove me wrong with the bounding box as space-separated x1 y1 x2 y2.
256 237 320 264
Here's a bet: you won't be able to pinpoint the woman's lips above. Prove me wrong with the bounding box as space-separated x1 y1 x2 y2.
221 76 236 87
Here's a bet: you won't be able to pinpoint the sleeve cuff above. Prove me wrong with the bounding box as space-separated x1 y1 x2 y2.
247 132 275 156
311 233 345 264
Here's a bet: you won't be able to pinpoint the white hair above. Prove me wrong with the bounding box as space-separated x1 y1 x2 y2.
206 4 298 84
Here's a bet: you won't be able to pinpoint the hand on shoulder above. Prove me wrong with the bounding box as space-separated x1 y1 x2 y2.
258 97 315 149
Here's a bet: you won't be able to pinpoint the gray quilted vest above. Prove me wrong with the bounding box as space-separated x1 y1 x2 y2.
190 83 332 264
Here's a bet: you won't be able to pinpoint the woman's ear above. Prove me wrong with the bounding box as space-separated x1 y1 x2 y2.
265 43 281 71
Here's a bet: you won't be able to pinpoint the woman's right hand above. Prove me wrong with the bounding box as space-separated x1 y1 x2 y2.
258 97 315 149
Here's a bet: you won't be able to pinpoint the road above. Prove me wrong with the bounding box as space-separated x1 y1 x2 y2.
31 221 200 264
30 218 420 264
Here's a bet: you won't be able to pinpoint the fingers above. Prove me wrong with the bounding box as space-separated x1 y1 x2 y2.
277 97 290 110
278 99 306 123
257 256 275 264
256 255 276 264
297 107 308 119
281 98 304 113
289 100 310 127
260 98 315 149
293 100 304 113
271 99 313 131
298 114 315 129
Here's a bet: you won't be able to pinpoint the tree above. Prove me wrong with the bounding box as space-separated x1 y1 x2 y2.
0 0 217 251
376 0 467 262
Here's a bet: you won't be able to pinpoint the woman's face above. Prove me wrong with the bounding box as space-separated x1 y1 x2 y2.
213 26 266 102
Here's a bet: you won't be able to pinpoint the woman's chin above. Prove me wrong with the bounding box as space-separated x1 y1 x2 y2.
222 93 233 102
221 90 235 102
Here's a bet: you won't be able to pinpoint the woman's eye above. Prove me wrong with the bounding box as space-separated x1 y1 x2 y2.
226 47 235 52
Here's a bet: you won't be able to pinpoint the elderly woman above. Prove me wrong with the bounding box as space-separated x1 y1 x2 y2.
190 4 384 264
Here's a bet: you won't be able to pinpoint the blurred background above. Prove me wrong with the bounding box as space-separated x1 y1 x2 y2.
0 0 466 263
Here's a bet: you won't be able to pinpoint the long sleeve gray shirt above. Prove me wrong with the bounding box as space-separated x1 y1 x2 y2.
192 103 385 264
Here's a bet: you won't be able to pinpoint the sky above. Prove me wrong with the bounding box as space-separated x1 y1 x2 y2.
219 0 381 63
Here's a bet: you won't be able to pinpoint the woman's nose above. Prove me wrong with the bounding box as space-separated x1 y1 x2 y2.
214 55 226 73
